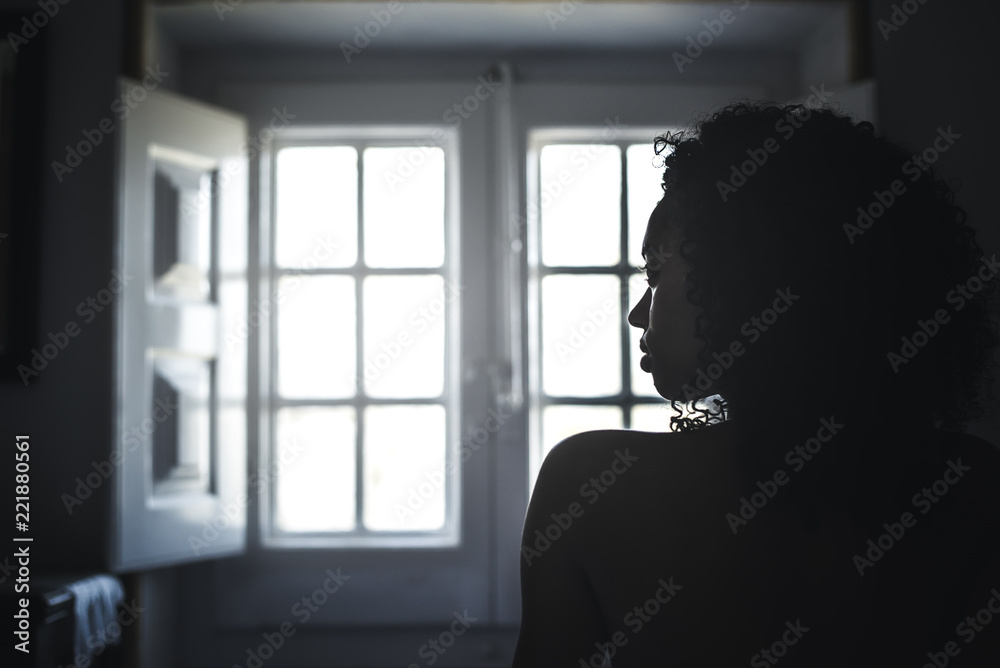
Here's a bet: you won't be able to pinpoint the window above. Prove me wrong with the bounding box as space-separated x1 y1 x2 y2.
526 130 676 481
262 128 461 548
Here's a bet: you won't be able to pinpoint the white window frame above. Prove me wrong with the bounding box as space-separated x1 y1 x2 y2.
208 81 504 630
260 126 462 550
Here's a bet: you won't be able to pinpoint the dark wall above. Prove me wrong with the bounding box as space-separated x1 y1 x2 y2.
0 0 122 573
869 0 1000 443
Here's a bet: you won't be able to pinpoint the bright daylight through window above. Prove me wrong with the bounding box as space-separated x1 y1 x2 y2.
265 136 458 547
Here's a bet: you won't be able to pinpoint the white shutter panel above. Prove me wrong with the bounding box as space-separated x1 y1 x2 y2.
112 79 248 571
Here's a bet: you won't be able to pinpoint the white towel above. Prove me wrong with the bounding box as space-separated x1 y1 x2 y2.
65 574 126 660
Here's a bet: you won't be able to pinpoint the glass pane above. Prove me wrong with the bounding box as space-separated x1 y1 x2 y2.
362 275 447 398
539 144 621 267
151 155 213 300
541 274 621 397
628 273 659 397
364 405 447 531
150 355 212 495
630 403 676 433
275 146 358 268
275 407 356 532
541 404 622 459
627 143 665 268
277 275 356 398
363 146 445 268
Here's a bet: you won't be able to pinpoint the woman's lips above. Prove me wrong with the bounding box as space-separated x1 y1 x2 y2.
640 353 651 372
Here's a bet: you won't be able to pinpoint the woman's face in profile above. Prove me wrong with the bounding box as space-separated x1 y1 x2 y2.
627 201 703 399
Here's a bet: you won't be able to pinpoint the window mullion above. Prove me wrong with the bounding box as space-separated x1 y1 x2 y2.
619 141 632 427
355 145 366 533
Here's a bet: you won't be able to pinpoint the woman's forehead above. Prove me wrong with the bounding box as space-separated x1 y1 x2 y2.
642 199 675 258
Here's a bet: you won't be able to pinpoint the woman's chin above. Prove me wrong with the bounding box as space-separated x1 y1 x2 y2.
649 362 702 403
649 367 683 401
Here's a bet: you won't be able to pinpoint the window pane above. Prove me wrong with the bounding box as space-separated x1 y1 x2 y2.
152 157 213 301
363 146 445 268
151 355 212 495
275 407 356 532
541 274 621 397
541 405 622 458
363 405 447 531
627 143 664 268
628 273 659 397
630 403 676 433
362 275 447 398
539 144 621 267
277 275 356 399
275 146 358 268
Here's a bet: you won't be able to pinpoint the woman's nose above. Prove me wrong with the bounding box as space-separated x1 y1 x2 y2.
628 288 651 329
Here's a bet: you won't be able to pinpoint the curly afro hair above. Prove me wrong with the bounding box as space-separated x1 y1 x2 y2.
648 101 999 446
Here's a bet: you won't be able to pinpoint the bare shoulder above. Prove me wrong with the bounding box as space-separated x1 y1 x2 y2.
541 420 739 471
531 422 741 517
527 429 651 515
539 428 658 476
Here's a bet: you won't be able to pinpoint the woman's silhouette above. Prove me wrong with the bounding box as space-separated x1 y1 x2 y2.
513 102 1000 666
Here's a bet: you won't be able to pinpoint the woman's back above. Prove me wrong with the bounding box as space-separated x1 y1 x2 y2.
514 420 1000 666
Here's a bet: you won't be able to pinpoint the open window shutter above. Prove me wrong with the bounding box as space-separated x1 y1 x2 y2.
112 79 248 571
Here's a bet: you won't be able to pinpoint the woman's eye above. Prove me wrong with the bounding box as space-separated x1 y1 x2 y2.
639 264 659 285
